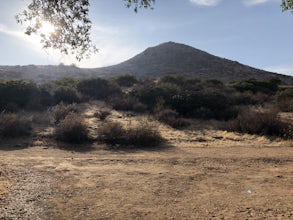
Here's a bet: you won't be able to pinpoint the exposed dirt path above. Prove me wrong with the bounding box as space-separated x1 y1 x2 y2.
0 137 292 219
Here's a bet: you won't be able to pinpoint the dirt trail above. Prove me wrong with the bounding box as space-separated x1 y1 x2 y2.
0 136 292 219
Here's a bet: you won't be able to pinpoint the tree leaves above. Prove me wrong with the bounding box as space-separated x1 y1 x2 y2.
16 0 97 61
281 0 293 12
16 0 155 61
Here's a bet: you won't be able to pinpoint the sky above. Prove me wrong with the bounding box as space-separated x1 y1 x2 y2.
0 0 293 76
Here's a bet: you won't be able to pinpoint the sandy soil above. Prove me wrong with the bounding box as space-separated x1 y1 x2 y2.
0 103 292 219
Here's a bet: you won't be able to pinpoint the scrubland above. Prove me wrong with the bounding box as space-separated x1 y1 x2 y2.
0 75 292 219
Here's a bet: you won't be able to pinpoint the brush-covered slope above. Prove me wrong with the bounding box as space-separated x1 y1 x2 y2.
94 42 293 83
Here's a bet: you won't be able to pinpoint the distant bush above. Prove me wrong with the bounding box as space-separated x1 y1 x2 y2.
110 95 147 113
228 108 292 139
153 98 189 129
52 102 78 124
131 76 237 120
53 87 81 104
98 120 165 147
77 78 121 100
112 74 138 87
54 113 90 143
0 80 52 111
0 113 32 138
231 78 281 95
131 82 179 111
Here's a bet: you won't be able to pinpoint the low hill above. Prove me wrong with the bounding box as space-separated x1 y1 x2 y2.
94 42 293 83
0 42 292 84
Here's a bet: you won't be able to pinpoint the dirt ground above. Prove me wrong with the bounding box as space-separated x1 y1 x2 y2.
0 103 292 219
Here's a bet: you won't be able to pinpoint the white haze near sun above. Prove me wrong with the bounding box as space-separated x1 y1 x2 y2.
0 0 292 76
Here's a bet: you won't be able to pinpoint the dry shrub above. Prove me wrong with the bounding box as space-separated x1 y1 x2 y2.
0 113 32 138
125 120 166 147
97 121 125 145
54 113 90 143
228 108 292 139
52 102 78 124
94 110 111 121
98 120 165 147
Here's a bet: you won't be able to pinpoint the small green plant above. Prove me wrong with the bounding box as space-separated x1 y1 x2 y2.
0 113 32 138
54 113 90 143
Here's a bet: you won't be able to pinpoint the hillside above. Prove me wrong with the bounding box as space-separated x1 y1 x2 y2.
95 42 293 83
0 42 292 84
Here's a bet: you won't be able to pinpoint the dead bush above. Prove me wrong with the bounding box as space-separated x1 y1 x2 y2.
0 113 32 138
97 121 126 145
52 102 78 124
125 120 166 147
98 120 165 147
54 113 90 143
228 108 292 139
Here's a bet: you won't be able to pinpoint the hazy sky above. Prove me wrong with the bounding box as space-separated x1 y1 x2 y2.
0 0 292 76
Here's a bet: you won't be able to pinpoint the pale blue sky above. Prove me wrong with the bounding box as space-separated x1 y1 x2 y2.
0 0 292 76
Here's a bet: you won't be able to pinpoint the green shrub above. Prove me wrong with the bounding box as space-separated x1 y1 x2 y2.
54 113 90 143
231 78 281 95
77 78 121 100
52 102 78 124
228 108 292 139
112 74 138 87
110 95 147 113
0 113 32 138
153 99 189 129
53 87 81 104
0 80 52 111
275 87 293 112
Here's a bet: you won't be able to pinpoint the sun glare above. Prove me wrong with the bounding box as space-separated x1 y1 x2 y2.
40 21 55 35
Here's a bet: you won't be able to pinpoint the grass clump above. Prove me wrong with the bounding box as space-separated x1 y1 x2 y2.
54 113 90 143
0 113 32 138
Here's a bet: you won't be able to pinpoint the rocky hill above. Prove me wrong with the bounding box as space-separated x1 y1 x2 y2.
94 42 293 83
0 42 292 84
